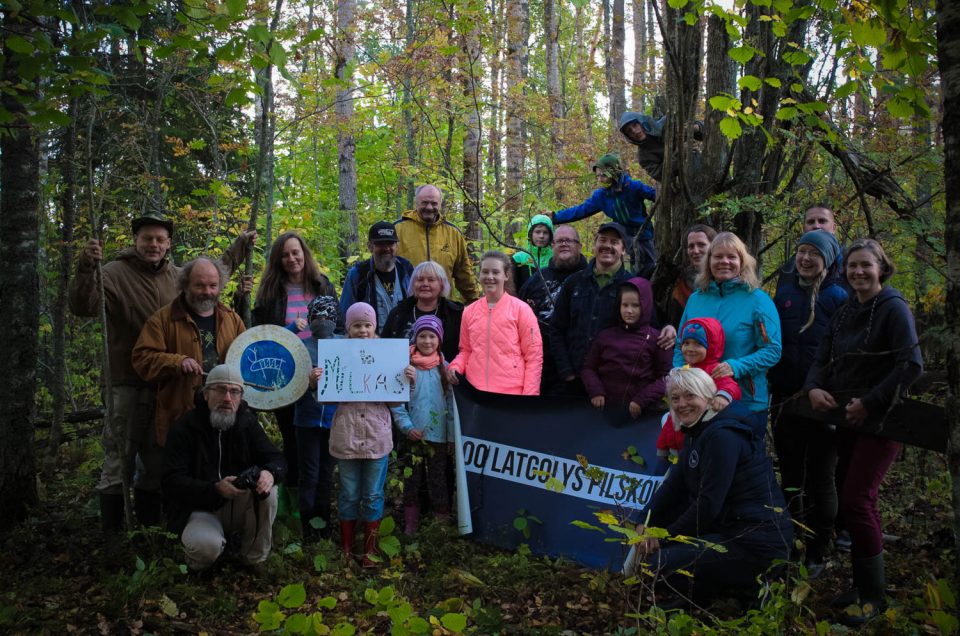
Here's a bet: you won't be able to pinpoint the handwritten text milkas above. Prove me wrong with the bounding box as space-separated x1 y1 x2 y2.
315 339 410 402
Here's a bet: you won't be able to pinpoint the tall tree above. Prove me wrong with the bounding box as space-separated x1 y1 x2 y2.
936 0 960 589
545 0 564 199
608 0 626 145
0 11 41 528
461 1 483 243
504 0 526 219
631 0 646 112
335 0 359 258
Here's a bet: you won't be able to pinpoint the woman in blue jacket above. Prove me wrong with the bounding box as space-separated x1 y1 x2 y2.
769 231 847 576
673 232 782 439
552 154 657 277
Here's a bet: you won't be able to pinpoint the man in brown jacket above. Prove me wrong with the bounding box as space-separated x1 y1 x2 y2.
132 258 247 503
69 213 254 529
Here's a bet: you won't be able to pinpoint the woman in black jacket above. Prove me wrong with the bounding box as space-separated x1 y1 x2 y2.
380 260 463 362
804 238 923 625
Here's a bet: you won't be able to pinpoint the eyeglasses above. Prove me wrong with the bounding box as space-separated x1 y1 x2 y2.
208 386 243 398
554 239 580 246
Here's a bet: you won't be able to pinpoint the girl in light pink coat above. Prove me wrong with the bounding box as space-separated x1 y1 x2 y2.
448 251 543 395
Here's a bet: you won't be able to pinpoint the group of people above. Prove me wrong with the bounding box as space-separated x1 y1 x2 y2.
73 158 921 623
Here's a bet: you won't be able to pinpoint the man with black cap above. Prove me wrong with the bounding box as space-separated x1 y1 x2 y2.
68 212 255 531
340 221 414 333
162 364 285 571
548 222 676 395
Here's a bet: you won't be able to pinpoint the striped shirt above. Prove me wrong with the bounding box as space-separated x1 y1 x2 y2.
285 284 313 339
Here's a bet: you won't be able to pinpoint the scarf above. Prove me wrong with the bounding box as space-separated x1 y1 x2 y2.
410 344 442 370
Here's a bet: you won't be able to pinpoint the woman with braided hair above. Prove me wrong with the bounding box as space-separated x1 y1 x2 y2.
804 238 923 625
769 230 847 577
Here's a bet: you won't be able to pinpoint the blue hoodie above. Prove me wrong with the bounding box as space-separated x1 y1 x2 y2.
673 280 782 415
553 174 656 240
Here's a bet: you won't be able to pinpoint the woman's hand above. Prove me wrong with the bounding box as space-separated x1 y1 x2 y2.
710 395 730 411
591 396 605 410
447 367 460 385
711 362 733 379
808 388 837 411
845 397 869 427
407 428 425 441
308 367 323 389
656 325 677 350
628 401 642 419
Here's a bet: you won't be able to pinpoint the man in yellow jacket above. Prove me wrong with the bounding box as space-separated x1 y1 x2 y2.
394 184 480 302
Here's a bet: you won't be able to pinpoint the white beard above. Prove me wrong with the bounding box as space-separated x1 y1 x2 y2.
210 410 237 431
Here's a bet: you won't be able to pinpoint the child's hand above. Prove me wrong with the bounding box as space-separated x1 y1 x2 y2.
309 367 323 389
407 428 425 441
447 367 460 385
628 401 642 419
711 395 730 411
404 365 416 384
591 396 605 410
295 317 308 332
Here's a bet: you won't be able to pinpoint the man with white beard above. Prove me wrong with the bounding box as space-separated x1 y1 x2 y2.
162 365 286 570
132 257 247 511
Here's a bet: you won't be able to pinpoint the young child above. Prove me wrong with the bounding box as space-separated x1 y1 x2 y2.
390 315 456 535
512 214 554 292
581 277 672 418
326 302 396 567
293 296 340 542
656 317 742 456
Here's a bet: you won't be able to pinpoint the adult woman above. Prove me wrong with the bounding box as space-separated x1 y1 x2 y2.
628 367 792 606
448 251 542 395
769 231 847 576
673 232 782 439
381 261 463 362
804 239 922 624
252 232 338 496
665 224 717 327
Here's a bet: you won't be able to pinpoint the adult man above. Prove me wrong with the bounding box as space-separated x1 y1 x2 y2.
666 224 718 327
618 112 703 182
549 223 675 395
68 212 254 530
132 257 247 520
340 221 414 333
395 185 479 302
519 224 588 395
162 364 285 571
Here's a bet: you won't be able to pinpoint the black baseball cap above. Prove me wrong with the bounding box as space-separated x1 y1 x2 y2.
597 222 629 243
368 221 399 244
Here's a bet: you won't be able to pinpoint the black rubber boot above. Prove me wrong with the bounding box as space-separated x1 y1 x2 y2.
99 493 125 533
133 489 164 527
838 553 886 626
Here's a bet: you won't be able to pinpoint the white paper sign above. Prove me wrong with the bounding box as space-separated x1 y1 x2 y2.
316 338 410 402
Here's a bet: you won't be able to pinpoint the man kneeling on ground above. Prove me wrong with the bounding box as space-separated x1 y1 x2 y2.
162 364 286 570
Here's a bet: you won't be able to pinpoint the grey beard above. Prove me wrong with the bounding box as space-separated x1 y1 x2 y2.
210 410 237 431
188 295 218 314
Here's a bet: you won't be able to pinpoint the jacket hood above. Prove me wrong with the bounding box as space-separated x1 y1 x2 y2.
680 317 725 367
618 112 663 144
616 276 654 328
851 286 904 313
401 208 448 226
526 214 554 241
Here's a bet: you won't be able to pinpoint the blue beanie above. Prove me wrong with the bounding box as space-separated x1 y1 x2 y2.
797 230 841 270
680 321 709 349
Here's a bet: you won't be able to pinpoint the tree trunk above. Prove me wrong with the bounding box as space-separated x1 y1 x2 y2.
575 5 594 148
545 0 564 200
461 15 483 244
504 0 525 221
608 0 626 145
488 0 504 200
403 0 417 210
336 0 359 258
0 14 41 529
700 14 732 196
935 0 960 591
631 0 646 112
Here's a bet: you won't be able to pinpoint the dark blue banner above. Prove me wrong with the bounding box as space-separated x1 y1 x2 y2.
453 382 671 570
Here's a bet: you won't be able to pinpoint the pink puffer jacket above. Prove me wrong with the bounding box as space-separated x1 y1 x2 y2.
449 293 543 395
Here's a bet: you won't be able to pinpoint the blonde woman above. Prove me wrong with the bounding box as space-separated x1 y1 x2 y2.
672 232 782 438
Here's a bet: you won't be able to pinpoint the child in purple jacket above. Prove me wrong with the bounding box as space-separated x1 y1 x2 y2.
581 277 672 418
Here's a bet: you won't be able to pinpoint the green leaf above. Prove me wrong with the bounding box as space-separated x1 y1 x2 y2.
332 623 357 636
764 77 782 88
719 117 743 140
835 80 857 100
253 600 284 630
380 515 396 536
115 7 141 30
708 94 735 111
630 455 646 467
378 586 395 605
225 87 248 107
317 596 337 609
738 75 762 91
513 517 527 531
313 554 327 572
775 106 797 120
783 50 812 65
407 616 430 633
379 535 401 557
249 23 271 45
226 0 246 17
772 21 788 37
301 27 325 46
440 613 468 633
285 613 309 634
728 46 755 64
6 35 34 54
278 583 307 609
850 18 886 48
570 520 605 532
683 11 696 25
667 0 689 8
364 587 379 605
885 97 914 118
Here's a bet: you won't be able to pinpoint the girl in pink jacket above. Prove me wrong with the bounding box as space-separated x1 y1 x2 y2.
448 251 543 395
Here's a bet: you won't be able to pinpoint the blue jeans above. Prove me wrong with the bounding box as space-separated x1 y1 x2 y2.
337 456 389 522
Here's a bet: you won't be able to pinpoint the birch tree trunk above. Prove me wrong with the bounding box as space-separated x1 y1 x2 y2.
488 0 504 200
575 5 594 148
505 0 525 221
609 0 626 145
336 0 359 258
545 0 564 200
631 0 646 112
461 9 483 243
403 0 417 210
0 14 40 528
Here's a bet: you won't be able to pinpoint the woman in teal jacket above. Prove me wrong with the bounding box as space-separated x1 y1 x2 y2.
673 232 782 439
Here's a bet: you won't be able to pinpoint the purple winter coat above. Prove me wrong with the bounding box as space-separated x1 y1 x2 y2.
580 277 671 408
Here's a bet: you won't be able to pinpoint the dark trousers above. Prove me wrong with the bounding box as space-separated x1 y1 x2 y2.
836 429 900 558
401 440 452 513
275 405 298 487
772 413 838 559
295 426 335 527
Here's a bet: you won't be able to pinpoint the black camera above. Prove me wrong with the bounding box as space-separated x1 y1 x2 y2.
234 465 268 499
